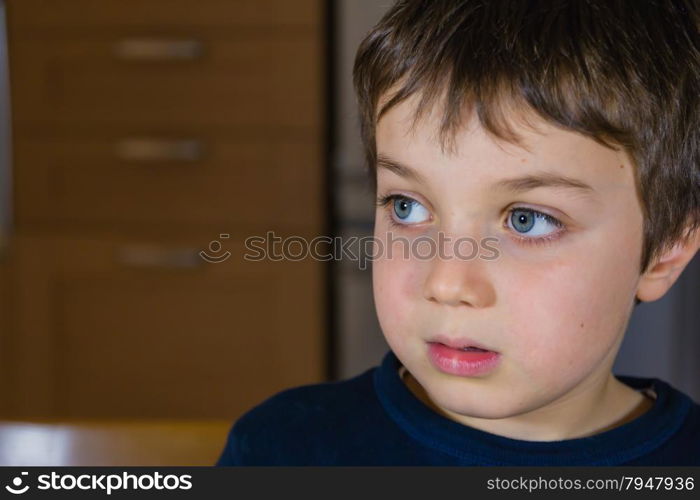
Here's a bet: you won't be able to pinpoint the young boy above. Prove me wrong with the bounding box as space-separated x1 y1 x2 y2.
216 0 700 465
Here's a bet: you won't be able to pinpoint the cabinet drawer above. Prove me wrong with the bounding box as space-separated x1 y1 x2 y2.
14 132 324 232
9 33 322 129
7 0 320 31
9 232 326 417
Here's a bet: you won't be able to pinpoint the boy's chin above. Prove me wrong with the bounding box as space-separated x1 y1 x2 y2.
428 391 523 421
415 373 536 421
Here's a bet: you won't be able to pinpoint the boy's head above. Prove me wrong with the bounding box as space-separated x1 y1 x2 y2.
353 0 700 437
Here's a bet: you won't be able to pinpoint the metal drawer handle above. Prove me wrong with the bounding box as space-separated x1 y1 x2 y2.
116 245 203 269
115 139 202 162
113 38 203 61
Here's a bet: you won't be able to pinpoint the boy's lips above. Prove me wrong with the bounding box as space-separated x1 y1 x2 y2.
426 341 502 377
428 334 498 353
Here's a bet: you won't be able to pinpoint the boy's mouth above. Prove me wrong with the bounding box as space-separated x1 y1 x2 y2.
429 335 497 353
426 341 502 376
457 346 489 352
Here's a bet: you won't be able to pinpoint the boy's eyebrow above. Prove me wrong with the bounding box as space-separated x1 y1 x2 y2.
377 154 596 196
377 155 428 185
494 172 596 196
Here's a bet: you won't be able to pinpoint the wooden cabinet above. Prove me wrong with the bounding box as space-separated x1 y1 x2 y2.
8 232 324 417
8 0 320 30
14 132 323 232
3 0 327 418
11 35 322 129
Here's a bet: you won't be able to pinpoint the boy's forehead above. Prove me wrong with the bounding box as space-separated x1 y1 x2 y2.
376 95 633 200
377 105 530 177
377 90 547 158
378 84 539 138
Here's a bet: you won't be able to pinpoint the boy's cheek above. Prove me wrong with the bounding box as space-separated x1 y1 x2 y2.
507 272 628 377
373 257 413 314
372 228 634 347
373 258 426 349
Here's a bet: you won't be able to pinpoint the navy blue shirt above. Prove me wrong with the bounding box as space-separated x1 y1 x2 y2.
215 350 700 465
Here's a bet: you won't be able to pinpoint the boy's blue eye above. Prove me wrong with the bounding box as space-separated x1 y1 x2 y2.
376 194 430 225
508 208 563 237
392 196 429 224
376 194 565 244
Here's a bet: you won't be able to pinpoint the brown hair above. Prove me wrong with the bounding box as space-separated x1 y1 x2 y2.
353 0 700 278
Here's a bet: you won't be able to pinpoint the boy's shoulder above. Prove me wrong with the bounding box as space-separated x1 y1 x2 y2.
238 365 378 429
616 374 700 465
216 365 382 465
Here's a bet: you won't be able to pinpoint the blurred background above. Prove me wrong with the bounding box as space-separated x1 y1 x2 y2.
0 0 697 465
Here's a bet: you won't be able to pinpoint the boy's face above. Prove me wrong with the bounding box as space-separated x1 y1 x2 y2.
373 93 647 436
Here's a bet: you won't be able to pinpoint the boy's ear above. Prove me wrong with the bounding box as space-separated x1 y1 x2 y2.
636 227 700 303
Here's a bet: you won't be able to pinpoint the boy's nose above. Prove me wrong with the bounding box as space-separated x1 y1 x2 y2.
422 254 496 308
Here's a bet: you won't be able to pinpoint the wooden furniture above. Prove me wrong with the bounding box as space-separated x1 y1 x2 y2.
2 0 327 418
0 419 232 465
0 254 11 417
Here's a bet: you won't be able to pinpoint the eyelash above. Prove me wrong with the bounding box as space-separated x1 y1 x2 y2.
375 193 566 247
